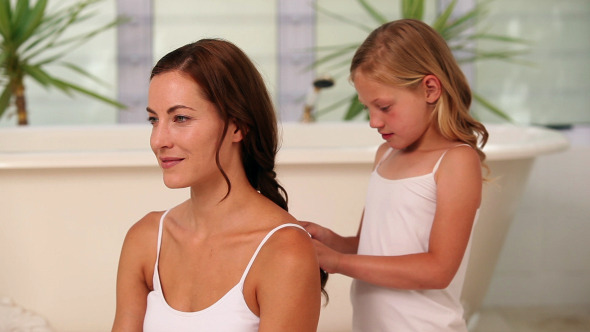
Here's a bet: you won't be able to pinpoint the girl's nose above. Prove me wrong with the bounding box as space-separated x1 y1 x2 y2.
368 109 383 129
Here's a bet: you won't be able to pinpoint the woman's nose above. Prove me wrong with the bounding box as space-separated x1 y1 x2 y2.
150 124 172 150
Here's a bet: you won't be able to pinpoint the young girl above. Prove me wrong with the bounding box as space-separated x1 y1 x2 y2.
112 39 326 332
302 19 488 331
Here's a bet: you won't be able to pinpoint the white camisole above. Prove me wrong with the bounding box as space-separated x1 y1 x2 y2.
351 146 478 332
143 209 306 332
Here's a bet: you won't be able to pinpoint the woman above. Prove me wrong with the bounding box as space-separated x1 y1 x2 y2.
112 39 325 332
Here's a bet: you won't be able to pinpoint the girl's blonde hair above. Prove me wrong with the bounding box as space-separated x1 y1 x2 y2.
350 19 488 163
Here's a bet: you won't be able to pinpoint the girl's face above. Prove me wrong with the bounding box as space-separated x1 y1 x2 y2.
147 70 241 189
353 72 437 150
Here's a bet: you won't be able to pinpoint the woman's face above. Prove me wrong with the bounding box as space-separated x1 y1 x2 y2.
147 70 241 189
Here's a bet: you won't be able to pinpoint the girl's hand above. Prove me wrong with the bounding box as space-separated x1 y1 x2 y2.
299 220 360 254
299 221 343 272
310 239 342 274
299 221 333 244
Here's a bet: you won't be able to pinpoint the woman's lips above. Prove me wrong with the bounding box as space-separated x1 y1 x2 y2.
160 158 183 169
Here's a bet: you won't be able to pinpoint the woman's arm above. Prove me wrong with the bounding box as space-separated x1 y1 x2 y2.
254 227 322 332
112 214 158 332
314 146 482 290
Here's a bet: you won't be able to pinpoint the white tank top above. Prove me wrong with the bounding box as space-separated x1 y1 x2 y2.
143 210 306 332
351 146 478 332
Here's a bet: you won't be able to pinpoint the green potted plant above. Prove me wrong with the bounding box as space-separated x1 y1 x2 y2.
313 0 529 121
0 0 128 125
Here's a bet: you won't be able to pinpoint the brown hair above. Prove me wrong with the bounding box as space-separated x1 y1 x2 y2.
151 38 328 297
151 39 287 209
351 19 488 164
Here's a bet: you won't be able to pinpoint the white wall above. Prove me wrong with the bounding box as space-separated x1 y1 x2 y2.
0 124 583 331
483 127 590 307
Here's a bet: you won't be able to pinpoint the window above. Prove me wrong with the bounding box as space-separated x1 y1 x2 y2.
473 0 590 126
2 0 588 127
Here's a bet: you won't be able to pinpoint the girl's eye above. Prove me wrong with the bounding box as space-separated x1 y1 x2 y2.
379 105 390 112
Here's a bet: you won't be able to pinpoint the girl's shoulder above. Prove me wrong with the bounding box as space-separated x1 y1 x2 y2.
435 144 482 181
439 144 481 167
372 142 394 169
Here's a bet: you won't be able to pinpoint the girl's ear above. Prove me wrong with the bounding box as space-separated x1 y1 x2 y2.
422 75 442 103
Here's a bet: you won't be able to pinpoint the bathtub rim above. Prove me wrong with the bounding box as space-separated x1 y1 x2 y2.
0 122 569 169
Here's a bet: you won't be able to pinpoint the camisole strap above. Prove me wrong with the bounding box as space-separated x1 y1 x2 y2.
432 144 472 173
238 223 308 285
153 209 171 291
376 147 395 168
155 209 171 262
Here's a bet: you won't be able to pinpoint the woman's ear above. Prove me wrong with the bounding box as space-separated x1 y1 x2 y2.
230 121 245 143
422 75 442 103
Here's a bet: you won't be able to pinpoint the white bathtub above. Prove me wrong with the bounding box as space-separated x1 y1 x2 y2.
0 122 568 331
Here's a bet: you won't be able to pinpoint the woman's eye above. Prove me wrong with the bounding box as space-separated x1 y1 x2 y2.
174 115 189 123
147 116 158 125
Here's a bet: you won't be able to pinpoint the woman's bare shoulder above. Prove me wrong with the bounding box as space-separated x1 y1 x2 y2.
241 195 315 263
257 222 317 274
119 211 166 266
248 222 321 326
125 211 163 243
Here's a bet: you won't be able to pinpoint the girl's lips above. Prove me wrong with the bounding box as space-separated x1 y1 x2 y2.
160 158 184 169
381 133 393 140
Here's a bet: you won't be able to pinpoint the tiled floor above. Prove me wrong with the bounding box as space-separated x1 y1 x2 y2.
470 305 590 332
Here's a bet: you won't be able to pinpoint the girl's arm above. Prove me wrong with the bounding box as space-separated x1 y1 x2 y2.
314 146 482 290
255 227 322 332
112 215 158 332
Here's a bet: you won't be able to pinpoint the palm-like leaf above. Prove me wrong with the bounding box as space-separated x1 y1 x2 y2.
0 0 129 124
314 3 375 32
401 0 424 20
313 0 530 121
357 0 389 24
344 94 367 120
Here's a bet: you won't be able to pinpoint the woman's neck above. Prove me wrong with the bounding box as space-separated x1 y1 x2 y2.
184 176 259 234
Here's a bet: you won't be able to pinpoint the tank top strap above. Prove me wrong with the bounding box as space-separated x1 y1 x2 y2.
376 147 395 168
153 209 171 291
155 209 171 262
432 144 472 173
238 223 308 284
